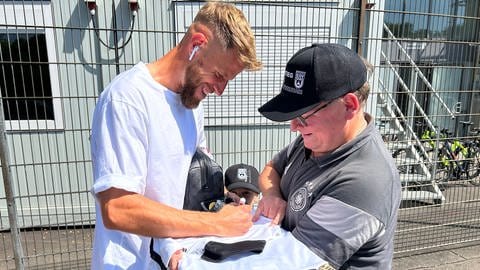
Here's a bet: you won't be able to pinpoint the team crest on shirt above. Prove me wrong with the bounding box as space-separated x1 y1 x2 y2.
289 187 308 212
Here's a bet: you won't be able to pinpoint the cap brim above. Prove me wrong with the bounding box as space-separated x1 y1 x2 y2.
227 182 260 194
258 91 320 122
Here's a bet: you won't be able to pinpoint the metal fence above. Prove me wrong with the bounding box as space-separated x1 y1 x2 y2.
0 0 479 269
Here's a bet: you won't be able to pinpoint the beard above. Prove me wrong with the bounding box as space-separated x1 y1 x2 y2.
181 64 203 109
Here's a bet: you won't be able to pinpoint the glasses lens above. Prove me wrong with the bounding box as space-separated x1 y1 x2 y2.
296 116 307 126
295 100 334 127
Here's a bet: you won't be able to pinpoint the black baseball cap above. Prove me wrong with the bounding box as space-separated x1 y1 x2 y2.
258 43 367 121
224 164 260 194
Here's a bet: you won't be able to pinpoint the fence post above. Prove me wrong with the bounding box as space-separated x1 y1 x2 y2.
0 100 25 269
356 0 367 55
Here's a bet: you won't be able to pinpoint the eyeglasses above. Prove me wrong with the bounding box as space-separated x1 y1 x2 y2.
295 99 335 127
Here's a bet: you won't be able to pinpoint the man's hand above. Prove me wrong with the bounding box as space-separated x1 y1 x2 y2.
168 249 184 270
215 204 253 236
254 161 286 225
252 194 287 225
225 191 241 204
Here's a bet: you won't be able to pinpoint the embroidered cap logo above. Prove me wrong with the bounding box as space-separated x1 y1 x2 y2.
237 168 248 182
294 71 306 89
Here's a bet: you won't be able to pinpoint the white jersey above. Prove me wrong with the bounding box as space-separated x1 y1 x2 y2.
90 62 206 270
153 216 327 270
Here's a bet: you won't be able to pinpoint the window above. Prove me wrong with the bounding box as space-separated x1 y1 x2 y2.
384 0 479 41
0 2 63 130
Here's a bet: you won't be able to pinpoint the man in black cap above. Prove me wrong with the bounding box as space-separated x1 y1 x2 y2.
225 163 261 205
253 43 401 269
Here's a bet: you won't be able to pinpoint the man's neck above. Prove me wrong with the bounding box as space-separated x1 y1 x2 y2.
146 47 185 93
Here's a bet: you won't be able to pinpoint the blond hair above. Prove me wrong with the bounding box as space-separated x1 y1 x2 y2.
193 1 262 71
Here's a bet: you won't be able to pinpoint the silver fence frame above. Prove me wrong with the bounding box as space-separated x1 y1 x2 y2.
0 0 479 269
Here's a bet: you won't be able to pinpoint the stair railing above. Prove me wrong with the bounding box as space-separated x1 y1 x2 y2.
383 23 456 119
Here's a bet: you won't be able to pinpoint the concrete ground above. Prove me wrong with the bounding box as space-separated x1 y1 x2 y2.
393 180 480 270
393 241 480 270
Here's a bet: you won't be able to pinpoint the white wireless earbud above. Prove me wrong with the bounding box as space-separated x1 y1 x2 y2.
189 46 200 61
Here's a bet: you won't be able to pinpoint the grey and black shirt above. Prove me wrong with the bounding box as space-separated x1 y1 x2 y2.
272 114 401 269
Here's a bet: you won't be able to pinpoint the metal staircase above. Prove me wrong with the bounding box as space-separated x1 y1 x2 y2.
376 23 457 205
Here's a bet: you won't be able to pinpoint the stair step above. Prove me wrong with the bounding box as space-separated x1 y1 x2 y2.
401 190 444 201
395 157 421 166
385 141 411 151
376 102 388 108
400 173 430 183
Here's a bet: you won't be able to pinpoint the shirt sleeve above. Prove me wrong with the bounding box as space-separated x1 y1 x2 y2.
292 195 384 268
90 97 149 196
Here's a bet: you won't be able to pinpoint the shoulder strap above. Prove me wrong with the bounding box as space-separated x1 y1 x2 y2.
150 238 168 270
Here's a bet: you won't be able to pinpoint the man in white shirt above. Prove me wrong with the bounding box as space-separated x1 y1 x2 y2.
90 2 262 269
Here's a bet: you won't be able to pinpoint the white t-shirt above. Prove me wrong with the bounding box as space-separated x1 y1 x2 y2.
153 216 327 270
90 62 206 270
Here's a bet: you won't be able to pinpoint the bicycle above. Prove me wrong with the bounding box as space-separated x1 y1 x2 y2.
463 127 480 185
432 128 480 186
392 126 480 188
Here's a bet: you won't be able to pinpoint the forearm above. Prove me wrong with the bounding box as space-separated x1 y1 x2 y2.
259 161 282 197
253 162 287 224
98 188 251 238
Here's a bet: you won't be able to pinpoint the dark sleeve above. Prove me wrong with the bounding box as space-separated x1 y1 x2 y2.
271 147 288 176
292 196 383 268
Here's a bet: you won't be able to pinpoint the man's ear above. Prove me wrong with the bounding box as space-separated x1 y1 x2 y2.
342 93 361 113
188 33 207 61
190 32 207 47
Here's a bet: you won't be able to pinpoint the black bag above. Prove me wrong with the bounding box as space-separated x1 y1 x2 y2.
150 148 225 269
183 148 225 211
201 240 266 262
